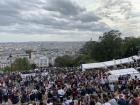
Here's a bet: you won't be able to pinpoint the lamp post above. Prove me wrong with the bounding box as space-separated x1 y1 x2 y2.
9 54 12 73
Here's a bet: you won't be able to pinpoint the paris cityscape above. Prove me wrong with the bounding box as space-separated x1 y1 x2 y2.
0 41 84 69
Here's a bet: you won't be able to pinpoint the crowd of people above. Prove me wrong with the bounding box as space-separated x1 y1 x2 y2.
0 65 140 105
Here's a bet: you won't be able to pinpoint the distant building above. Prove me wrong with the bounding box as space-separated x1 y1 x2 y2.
0 57 11 69
31 54 49 67
0 42 84 69
38 56 49 67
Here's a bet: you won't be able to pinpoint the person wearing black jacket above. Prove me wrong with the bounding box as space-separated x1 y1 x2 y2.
21 92 29 104
0 88 2 104
11 92 19 104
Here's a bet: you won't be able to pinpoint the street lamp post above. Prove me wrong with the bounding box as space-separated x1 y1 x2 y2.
9 54 12 73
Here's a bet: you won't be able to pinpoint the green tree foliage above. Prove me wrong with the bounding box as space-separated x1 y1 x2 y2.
55 55 75 67
3 66 11 73
12 57 31 71
94 30 123 61
55 54 96 67
123 37 140 57
80 41 96 56
81 30 140 62
80 30 123 61
31 63 37 69
74 54 96 65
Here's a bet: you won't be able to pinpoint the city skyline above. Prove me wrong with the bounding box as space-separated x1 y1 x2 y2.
0 0 140 42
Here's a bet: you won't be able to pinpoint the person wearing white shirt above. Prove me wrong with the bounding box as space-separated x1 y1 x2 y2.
62 97 72 105
47 99 53 105
58 88 65 96
101 77 105 85
108 98 118 105
95 102 102 105
65 99 72 105
58 88 65 102
103 102 111 105
47 103 53 105
109 83 114 92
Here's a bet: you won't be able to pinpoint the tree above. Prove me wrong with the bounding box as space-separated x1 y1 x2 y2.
123 37 140 57
80 41 96 56
31 63 37 69
79 41 97 63
12 57 31 71
80 30 123 62
55 55 75 67
3 66 11 73
55 54 96 67
74 54 96 66
94 30 123 61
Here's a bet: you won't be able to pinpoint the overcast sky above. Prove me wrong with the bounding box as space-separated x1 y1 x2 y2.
0 0 140 42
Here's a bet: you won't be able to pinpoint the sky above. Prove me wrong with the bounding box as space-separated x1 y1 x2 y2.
0 0 140 42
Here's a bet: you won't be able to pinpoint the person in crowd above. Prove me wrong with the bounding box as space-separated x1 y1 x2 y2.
131 92 140 105
118 94 127 105
47 99 53 105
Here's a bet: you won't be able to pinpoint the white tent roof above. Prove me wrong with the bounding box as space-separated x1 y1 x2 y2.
119 57 134 64
107 68 139 76
107 68 140 82
132 55 140 60
103 57 134 67
82 56 137 70
82 62 106 71
103 60 115 67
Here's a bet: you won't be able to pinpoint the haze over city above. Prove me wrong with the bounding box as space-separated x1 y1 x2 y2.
0 0 140 42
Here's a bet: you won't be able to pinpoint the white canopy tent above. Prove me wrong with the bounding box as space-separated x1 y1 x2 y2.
118 57 134 64
103 60 116 67
132 55 140 60
107 68 139 75
82 56 138 71
100 57 134 67
82 63 106 71
107 68 140 82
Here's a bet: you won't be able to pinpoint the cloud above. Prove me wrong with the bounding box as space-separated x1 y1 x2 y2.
93 0 140 37
0 0 139 41
97 0 132 20
0 0 110 38
44 0 85 16
71 11 100 23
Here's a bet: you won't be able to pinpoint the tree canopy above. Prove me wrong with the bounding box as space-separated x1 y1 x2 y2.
12 58 31 71
55 55 75 67
3 57 31 72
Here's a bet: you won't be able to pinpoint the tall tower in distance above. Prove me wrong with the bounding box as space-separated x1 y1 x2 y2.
90 38 92 41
